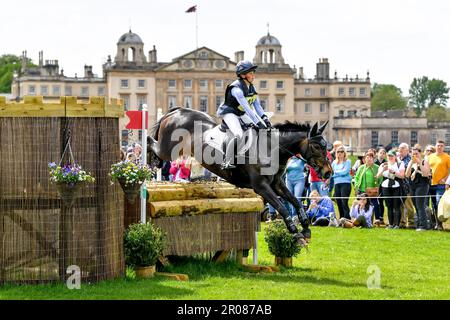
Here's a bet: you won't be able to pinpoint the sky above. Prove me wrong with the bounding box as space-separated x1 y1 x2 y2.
1 0 449 95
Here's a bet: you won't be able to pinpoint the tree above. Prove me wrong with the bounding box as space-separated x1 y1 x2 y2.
371 83 407 112
409 76 449 116
0 54 36 93
426 105 450 122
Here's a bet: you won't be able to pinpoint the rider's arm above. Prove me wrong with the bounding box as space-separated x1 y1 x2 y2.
252 97 266 119
231 87 261 125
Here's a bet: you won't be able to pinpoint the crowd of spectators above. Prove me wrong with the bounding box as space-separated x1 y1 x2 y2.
266 140 450 231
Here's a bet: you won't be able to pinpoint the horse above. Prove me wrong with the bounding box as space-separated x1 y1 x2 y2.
147 107 332 244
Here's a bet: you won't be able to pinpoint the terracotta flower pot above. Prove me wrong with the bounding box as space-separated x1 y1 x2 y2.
135 265 156 278
118 178 142 204
56 182 84 207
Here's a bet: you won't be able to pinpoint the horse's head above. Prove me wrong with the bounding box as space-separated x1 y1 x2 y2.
302 121 332 180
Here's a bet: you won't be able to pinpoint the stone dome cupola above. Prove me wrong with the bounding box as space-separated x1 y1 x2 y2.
115 30 147 65
253 32 285 65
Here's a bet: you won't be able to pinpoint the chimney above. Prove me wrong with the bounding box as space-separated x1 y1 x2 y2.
21 50 27 73
39 51 43 68
84 65 93 78
298 67 304 79
316 58 330 80
149 45 157 63
235 51 244 62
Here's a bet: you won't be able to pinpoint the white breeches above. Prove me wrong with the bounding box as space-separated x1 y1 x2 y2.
223 113 244 140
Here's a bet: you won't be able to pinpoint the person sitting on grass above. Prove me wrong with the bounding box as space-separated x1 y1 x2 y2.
306 190 335 226
339 193 374 228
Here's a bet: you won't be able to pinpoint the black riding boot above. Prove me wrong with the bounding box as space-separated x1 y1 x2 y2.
221 136 238 169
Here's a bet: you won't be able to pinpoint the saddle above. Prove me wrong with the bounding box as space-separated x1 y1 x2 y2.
204 115 255 156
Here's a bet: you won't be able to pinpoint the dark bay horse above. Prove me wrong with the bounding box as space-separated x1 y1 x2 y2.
148 107 332 243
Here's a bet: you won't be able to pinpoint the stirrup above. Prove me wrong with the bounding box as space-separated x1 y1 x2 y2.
221 161 236 170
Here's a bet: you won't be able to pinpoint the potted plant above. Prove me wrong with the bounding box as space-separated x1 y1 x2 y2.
110 161 153 203
264 220 302 267
124 222 167 278
48 162 95 207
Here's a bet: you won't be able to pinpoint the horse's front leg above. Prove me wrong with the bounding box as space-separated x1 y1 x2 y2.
272 177 311 241
251 180 305 242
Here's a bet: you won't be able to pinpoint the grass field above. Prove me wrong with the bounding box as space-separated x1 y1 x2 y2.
1 225 449 300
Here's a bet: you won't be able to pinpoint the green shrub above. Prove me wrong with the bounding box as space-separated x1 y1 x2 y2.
264 220 301 258
124 222 167 268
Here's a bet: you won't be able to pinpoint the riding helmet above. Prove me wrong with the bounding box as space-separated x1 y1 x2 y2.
236 60 258 76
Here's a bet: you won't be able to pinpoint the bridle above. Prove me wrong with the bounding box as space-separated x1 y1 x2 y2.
300 135 328 174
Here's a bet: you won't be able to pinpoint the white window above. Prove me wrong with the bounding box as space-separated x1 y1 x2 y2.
199 79 208 90
360 87 367 96
276 97 284 113
52 85 60 96
411 131 418 146
120 95 130 111
168 96 177 109
28 85 36 95
320 103 327 113
276 81 284 89
391 131 399 144
215 96 222 110
339 110 345 117
120 79 129 88
97 87 105 96
40 85 48 96
320 88 326 97
371 131 379 147
121 130 129 146
65 86 72 96
184 96 192 108
199 51 208 59
137 94 147 108
338 87 345 96
305 88 311 96
81 86 89 97
199 96 208 112
260 98 268 111
431 133 437 145
138 79 146 88
215 80 223 88
184 79 192 89
168 79 176 88
305 103 312 113
349 87 356 96
260 80 268 89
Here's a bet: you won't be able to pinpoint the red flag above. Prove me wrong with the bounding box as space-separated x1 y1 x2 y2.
125 110 148 130
185 5 196 13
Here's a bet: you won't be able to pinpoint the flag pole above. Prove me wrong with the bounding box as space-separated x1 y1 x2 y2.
195 8 198 49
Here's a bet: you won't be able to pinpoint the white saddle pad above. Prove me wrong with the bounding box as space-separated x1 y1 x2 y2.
204 125 255 156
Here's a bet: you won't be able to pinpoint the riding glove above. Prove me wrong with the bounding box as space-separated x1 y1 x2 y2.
261 115 273 128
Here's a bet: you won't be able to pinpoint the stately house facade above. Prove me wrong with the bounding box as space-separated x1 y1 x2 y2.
11 30 449 151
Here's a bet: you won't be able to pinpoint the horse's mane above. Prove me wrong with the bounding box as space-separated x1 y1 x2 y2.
274 121 310 133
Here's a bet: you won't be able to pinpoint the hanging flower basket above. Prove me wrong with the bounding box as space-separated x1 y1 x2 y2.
48 162 95 208
118 178 143 204
110 161 154 204
55 181 84 207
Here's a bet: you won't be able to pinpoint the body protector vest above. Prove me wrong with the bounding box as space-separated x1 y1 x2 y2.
218 79 258 117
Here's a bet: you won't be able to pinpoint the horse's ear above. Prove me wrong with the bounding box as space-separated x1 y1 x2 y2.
309 122 318 137
318 121 329 135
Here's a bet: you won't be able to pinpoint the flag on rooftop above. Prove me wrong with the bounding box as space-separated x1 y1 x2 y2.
185 5 197 13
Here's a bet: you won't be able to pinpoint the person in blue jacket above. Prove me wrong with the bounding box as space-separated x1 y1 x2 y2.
216 60 272 169
306 190 336 226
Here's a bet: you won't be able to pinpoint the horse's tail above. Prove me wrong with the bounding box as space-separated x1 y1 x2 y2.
148 106 181 168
